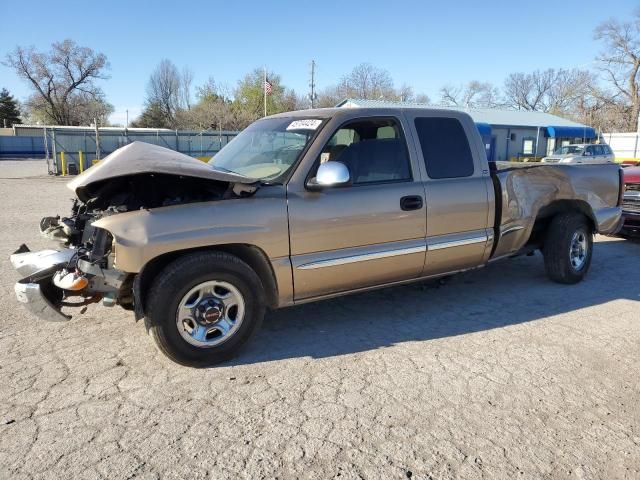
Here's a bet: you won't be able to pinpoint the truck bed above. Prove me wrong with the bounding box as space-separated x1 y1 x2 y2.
489 162 622 259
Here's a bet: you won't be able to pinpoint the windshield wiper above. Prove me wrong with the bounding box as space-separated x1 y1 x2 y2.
210 165 247 177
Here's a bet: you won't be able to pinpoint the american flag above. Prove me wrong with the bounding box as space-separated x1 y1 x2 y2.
264 79 273 95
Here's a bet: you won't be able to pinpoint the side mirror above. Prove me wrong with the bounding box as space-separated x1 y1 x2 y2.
307 161 351 190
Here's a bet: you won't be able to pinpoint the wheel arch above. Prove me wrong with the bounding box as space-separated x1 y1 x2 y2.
528 200 596 248
132 244 279 320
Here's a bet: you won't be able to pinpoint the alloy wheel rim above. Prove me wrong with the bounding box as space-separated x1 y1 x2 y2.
569 230 588 271
175 280 245 348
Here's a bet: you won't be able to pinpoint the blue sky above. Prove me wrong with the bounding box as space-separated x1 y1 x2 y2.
0 0 637 125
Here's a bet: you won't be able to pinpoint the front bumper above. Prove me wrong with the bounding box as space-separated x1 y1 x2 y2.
14 280 70 322
621 211 640 236
11 245 127 322
11 246 76 276
11 246 75 322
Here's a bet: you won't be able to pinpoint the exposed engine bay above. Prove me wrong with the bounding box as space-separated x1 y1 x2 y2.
11 142 259 321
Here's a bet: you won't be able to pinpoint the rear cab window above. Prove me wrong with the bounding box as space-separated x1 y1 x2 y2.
414 117 474 179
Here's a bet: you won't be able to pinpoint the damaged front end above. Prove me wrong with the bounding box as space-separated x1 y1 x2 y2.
11 141 259 322
12 203 128 322
11 242 124 322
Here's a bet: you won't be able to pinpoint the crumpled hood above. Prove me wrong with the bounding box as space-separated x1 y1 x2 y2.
67 141 256 202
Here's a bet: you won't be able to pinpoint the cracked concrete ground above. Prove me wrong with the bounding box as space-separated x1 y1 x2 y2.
0 160 639 479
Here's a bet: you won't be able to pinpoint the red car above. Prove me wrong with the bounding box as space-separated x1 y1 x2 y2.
621 166 640 237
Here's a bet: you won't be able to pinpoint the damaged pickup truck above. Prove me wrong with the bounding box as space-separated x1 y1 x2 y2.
11 108 624 366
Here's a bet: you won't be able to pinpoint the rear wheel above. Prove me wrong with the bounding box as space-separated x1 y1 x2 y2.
543 213 593 284
144 252 265 367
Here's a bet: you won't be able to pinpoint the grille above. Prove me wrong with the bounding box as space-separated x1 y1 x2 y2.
623 196 640 214
626 183 640 192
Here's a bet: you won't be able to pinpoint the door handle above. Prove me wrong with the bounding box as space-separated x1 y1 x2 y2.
400 195 423 211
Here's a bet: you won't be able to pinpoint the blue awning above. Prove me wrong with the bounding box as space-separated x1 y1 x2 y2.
475 122 492 137
545 126 596 139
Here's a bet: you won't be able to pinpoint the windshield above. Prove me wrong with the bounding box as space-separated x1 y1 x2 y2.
209 117 323 181
554 145 584 155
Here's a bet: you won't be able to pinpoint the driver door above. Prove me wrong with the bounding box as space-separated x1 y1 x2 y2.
286 116 427 300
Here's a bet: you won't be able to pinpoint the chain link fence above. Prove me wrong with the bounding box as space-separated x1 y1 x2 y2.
1 126 239 175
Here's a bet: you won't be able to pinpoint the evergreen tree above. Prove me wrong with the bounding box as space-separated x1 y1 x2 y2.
0 88 21 127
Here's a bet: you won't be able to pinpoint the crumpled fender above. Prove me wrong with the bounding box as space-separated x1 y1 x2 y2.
92 193 290 273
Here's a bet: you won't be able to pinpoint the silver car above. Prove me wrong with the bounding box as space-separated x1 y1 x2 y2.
542 144 615 164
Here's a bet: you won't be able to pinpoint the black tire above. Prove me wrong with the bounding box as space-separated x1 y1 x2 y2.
144 252 265 367
543 213 593 284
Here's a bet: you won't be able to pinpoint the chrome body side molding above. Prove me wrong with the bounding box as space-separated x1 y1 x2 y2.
501 225 525 236
297 245 427 270
427 234 488 251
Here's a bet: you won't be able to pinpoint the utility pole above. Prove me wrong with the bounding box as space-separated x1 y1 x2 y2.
126 109 129 128
309 60 317 108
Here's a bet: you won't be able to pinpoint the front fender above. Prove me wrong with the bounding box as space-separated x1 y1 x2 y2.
92 195 289 273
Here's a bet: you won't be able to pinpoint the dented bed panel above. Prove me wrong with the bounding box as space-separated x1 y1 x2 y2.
492 163 622 258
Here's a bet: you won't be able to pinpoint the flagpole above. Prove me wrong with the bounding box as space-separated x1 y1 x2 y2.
263 66 267 117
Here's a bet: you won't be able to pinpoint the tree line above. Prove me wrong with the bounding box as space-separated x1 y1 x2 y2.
2 9 640 132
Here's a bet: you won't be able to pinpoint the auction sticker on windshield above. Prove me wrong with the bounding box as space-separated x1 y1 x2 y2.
286 119 322 131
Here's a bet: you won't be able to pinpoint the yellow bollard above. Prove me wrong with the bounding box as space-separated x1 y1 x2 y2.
60 151 66 176
79 150 84 173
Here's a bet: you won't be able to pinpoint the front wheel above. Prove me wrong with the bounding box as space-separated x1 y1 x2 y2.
543 213 593 284
144 252 266 367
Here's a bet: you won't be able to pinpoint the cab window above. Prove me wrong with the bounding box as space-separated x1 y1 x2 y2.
314 118 411 184
414 117 474 179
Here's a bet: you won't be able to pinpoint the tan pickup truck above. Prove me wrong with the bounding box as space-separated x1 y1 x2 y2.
11 108 624 366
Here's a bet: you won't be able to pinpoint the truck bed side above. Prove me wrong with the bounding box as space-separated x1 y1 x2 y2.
489 162 622 260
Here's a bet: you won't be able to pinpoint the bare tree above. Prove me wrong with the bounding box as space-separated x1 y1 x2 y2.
440 81 502 108
595 10 640 131
317 64 429 106
394 83 414 102
3 39 110 125
548 69 596 114
414 93 431 104
503 69 594 114
181 66 194 110
146 60 182 126
336 63 396 99
316 85 344 108
504 70 554 111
